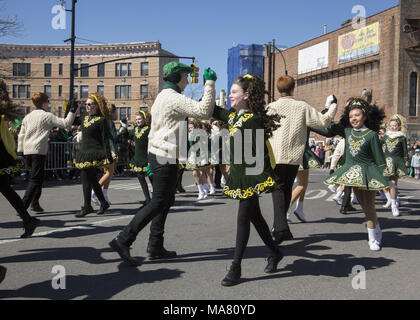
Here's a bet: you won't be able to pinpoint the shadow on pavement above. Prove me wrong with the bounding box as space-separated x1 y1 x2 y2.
0 264 184 300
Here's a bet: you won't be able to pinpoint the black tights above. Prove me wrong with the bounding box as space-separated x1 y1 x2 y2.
0 175 32 224
81 168 107 208
137 173 152 203
233 196 278 266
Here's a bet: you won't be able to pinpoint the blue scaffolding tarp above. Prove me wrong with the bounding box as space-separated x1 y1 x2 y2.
227 44 264 109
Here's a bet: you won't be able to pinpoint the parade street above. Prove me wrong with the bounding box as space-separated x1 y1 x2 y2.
1 170 420 300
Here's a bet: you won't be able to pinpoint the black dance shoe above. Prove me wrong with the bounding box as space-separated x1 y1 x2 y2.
109 238 140 266
97 202 110 215
221 264 241 287
272 229 294 245
0 265 6 284
21 217 40 239
340 205 357 215
147 247 177 260
264 249 284 274
177 186 186 193
31 205 45 213
75 206 94 218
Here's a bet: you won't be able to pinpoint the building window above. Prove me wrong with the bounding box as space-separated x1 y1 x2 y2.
73 86 78 98
59 63 63 76
13 85 30 99
13 63 31 77
44 63 52 77
119 107 131 121
80 64 89 78
44 85 51 98
115 85 131 99
410 72 418 117
97 85 104 94
97 63 105 77
73 64 79 77
141 62 149 76
80 85 89 99
115 63 131 77
58 106 63 118
58 85 63 97
140 84 148 98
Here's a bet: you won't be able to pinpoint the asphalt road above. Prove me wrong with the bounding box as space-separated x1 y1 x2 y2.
1 170 420 300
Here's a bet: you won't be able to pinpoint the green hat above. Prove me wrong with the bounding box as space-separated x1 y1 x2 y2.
163 62 192 77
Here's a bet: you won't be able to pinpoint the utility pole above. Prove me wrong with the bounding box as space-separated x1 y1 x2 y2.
272 39 276 102
63 0 77 116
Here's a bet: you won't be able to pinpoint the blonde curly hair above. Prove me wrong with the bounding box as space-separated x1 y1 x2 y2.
88 93 112 120
386 114 407 135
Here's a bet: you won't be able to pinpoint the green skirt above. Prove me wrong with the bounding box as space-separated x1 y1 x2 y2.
324 163 389 190
383 156 408 178
299 148 322 171
224 167 277 200
74 150 113 169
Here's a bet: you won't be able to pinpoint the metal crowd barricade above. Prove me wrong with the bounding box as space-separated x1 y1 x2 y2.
45 142 80 171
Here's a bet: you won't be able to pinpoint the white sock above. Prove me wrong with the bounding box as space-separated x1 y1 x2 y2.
391 199 397 208
296 201 304 212
385 192 391 202
335 189 344 198
198 185 203 194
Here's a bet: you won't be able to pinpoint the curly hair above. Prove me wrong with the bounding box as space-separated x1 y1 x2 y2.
0 80 23 121
339 97 385 133
88 93 112 120
233 75 281 139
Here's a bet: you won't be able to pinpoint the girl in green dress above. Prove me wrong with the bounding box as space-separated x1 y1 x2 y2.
93 104 119 206
129 111 152 206
381 115 409 217
323 97 387 251
74 93 113 217
212 75 284 286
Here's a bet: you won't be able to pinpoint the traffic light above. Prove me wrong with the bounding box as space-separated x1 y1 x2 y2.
190 63 199 83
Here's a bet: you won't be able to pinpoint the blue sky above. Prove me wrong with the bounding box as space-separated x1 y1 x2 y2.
1 0 398 97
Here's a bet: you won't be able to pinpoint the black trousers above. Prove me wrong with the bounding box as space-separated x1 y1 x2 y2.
341 186 352 209
271 164 300 232
80 168 107 208
0 174 32 224
118 153 179 249
233 196 278 266
22 155 46 209
137 173 152 203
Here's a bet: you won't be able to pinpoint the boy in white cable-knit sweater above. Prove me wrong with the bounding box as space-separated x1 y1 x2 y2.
266 75 337 245
109 63 217 266
17 92 77 212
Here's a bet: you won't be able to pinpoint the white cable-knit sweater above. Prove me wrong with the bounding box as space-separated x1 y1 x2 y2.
148 80 215 160
18 109 76 155
266 96 337 166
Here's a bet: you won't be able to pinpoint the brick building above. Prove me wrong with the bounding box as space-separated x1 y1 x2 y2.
265 0 420 142
0 41 178 121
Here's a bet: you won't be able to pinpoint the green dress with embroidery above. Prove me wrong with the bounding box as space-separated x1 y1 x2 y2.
381 134 409 178
299 129 322 171
319 123 390 190
212 106 277 200
74 115 113 169
129 125 150 173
